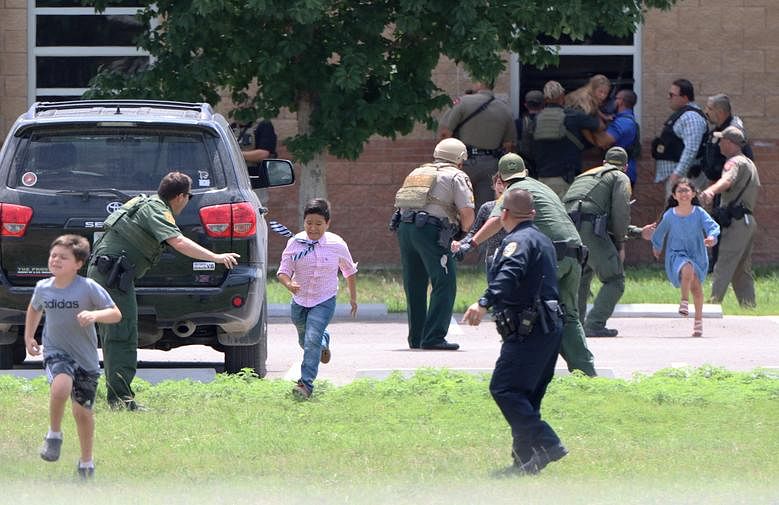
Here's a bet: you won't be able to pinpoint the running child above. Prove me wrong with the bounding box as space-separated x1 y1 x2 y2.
24 234 121 479
277 198 358 399
650 179 720 337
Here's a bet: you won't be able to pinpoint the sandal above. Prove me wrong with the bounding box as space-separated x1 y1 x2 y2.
692 319 703 338
678 299 689 317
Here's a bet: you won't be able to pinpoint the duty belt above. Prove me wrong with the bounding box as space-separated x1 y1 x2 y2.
399 210 446 229
553 241 588 265
466 146 501 157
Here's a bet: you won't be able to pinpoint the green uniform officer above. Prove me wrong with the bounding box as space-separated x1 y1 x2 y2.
465 153 596 377
562 147 632 338
87 172 240 409
700 126 760 307
393 138 475 350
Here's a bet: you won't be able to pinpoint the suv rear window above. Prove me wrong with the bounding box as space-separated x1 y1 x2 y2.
8 127 227 192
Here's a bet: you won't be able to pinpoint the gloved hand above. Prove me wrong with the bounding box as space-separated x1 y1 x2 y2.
453 238 475 261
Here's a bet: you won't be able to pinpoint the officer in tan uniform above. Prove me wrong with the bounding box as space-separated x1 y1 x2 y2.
392 138 475 350
440 80 516 210
699 126 760 307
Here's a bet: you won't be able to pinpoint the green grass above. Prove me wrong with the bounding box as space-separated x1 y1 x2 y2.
268 265 779 316
1 368 777 504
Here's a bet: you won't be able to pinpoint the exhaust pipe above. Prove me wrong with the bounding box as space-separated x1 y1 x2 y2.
172 320 196 338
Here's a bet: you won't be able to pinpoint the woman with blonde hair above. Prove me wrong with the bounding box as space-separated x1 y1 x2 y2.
566 74 612 122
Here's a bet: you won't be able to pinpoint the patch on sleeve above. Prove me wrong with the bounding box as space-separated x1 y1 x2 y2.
502 242 518 257
163 210 175 224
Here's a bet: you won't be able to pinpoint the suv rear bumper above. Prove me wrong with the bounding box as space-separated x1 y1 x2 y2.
0 265 264 345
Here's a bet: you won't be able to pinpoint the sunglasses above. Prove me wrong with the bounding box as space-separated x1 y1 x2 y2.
186 192 193 201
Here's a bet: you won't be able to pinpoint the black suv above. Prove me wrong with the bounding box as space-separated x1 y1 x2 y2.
0 100 294 375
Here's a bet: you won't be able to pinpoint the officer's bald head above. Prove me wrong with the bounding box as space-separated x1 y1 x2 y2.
502 188 535 224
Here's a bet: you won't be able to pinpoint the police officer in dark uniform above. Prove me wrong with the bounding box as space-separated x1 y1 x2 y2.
87 172 240 409
392 138 475 350
233 118 277 204
462 188 567 475
232 119 278 173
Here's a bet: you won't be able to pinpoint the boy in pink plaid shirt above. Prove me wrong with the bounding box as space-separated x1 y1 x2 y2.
277 198 358 399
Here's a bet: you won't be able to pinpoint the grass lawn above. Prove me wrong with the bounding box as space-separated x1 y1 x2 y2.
1 368 777 504
268 264 779 315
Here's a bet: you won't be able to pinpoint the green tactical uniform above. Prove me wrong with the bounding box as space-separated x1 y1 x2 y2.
562 163 632 336
396 159 474 349
491 176 596 377
86 194 182 408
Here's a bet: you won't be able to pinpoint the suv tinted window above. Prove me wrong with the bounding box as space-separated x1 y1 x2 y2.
9 127 226 192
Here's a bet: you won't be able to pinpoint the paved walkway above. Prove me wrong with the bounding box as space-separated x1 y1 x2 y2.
5 305 777 385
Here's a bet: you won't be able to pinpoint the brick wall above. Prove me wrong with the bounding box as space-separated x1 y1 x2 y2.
0 1 28 135
265 138 778 268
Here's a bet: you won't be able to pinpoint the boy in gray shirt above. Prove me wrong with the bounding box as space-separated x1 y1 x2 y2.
25 235 121 480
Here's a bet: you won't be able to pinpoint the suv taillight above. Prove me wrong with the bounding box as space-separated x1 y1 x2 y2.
0 203 33 237
199 202 257 238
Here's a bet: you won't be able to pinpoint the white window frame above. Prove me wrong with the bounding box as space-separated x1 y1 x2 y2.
27 2 151 103
510 26 643 121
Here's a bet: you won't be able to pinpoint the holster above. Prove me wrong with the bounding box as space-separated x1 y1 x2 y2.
389 209 401 232
593 214 609 238
97 253 135 293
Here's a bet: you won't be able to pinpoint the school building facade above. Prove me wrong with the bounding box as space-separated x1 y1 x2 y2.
1 0 777 266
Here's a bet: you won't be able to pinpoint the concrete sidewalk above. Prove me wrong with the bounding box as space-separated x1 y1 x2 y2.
270 303 723 320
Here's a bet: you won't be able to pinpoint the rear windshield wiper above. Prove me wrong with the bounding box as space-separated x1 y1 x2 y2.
56 188 134 201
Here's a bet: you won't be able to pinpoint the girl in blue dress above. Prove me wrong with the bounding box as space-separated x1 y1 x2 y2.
651 179 720 337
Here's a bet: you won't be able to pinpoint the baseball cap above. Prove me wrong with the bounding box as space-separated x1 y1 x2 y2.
498 153 528 181
524 90 544 106
713 125 746 146
604 146 628 167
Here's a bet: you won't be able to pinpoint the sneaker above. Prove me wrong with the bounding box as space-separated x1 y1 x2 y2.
320 347 331 364
40 436 62 462
292 380 311 400
77 463 95 480
584 327 618 338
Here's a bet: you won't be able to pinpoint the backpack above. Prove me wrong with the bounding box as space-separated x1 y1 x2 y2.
625 120 641 160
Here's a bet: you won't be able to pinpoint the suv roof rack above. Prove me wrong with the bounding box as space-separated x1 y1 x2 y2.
30 100 214 118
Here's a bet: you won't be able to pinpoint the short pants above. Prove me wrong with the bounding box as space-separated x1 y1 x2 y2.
43 353 100 410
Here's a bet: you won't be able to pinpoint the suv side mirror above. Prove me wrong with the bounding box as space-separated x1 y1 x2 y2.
250 159 295 189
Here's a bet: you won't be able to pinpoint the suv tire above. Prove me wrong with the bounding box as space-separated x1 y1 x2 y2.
224 298 268 377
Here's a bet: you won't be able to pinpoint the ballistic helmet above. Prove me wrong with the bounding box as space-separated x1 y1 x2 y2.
434 138 468 164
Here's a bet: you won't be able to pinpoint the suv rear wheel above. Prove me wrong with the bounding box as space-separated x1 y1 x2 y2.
224 298 268 377
0 339 26 369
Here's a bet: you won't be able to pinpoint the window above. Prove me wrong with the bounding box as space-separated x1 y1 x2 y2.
510 27 642 119
11 128 225 192
29 1 151 103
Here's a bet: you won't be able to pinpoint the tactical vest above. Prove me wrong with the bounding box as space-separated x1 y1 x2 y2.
651 105 707 162
102 194 164 274
563 165 622 215
394 162 460 223
532 107 584 150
